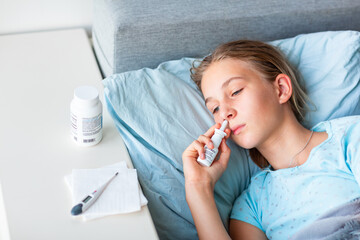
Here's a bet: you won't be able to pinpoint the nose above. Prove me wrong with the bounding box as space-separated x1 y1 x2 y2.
219 105 236 121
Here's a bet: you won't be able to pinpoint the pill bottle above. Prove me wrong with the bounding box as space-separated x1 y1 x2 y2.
70 86 103 146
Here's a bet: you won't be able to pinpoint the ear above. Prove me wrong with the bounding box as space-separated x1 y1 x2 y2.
273 74 292 104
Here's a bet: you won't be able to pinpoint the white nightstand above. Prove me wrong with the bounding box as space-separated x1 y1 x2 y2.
0 29 158 240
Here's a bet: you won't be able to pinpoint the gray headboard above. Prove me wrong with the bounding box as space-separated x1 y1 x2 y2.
92 0 360 77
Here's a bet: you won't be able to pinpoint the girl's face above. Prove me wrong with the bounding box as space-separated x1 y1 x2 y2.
201 58 284 149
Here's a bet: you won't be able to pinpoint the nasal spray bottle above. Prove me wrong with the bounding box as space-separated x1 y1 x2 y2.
197 120 228 167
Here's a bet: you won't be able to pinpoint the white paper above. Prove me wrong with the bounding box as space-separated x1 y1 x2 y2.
102 162 148 206
64 161 148 221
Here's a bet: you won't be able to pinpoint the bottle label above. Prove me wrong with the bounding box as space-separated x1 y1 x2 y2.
204 146 217 160
82 114 102 136
197 146 218 166
71 113 78 134
71 113 102 145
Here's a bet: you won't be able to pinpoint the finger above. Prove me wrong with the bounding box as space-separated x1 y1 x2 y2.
219 137 230 153
217 139 231 168
192 140 207 160
198 135 214 149
183 139 204 159
224 128 231 139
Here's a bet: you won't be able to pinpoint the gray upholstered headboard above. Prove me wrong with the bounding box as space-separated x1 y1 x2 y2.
92 0 360 77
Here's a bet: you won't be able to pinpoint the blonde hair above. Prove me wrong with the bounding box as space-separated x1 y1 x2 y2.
191 40 310 169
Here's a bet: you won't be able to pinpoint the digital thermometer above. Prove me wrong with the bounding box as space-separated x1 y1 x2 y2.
71 172 119 216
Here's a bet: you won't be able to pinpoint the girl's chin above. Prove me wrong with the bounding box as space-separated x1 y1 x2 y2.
230 134 255 149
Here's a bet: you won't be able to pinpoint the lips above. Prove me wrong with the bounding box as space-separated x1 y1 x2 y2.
231 124 246 135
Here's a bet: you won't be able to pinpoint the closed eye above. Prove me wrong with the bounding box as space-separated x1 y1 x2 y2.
212 106 219 114
232 89 242 97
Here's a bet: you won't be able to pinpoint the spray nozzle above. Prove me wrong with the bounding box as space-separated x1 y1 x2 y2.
219 120 228 131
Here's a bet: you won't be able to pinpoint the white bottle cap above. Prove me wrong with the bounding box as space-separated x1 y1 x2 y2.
74 86 99 106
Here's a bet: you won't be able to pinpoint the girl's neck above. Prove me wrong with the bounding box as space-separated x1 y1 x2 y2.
257 114 313 170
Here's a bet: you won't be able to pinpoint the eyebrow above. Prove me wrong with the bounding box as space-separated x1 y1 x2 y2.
204 77 244 105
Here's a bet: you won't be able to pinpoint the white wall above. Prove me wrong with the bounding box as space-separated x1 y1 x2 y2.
0 0 93 36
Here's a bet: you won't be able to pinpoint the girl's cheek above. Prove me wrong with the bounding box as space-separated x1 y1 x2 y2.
214 115 221 123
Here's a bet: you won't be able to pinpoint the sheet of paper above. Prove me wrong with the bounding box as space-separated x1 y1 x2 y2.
64 161 147 221
103 162 148 206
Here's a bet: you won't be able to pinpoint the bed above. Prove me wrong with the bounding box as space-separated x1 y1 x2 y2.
92 1 360 239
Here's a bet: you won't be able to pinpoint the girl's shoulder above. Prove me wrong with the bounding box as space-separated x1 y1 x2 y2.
328 115 360 128
312 115 360 136
247 169 269 189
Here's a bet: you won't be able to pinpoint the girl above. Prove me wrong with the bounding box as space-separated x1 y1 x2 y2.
182 40 360 239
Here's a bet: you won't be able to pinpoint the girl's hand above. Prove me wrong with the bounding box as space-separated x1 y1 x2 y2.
182 123 232 190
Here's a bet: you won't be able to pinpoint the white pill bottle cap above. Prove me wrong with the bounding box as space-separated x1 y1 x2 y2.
74 85 100 107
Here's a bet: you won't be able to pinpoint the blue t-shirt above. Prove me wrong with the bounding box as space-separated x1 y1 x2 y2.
230 116 360 240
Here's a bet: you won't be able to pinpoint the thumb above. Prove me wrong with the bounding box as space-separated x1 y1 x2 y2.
217 139 231 169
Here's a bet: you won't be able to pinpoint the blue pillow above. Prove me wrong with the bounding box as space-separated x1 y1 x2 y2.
103 58 258 239
270 31 360 128
103 30 360 239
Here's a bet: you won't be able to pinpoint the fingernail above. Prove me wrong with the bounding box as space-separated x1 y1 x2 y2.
201 153 205 159
208 142 214 148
